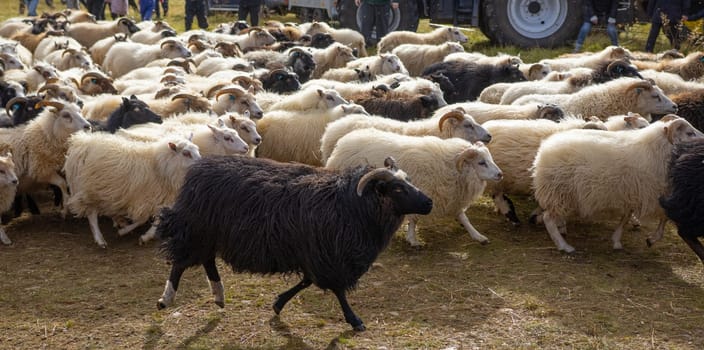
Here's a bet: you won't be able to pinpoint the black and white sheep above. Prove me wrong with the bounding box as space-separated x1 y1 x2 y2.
421 60 526 103
155 156 433 331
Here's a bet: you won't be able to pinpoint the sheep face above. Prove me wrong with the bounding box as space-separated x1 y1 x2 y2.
160 40 192 60
118 18 140 35
61 49 92 70
378 54 407 75
228 116 261 145
333 45 356 65
310 32 334 48
664 118 704 144
39 84 80 104
0 53 25 70
207 123 249 155
446 27 468 44
7 95 43 126
164 139 202 174
251 30 277 47
340 103 369 115
457 143 503 182
0 153 18 187
537 104 564 122
215 88 264 119
48 103 91 138
633 84 678 115
443 114 491 143
288 50 316 83
0 81 25 106
80 75 117 95
446 42 465 54
357 159 433 215
317 89 348 109
262 70 301 94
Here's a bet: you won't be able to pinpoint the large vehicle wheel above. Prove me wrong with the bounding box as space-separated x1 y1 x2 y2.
482 0 582 48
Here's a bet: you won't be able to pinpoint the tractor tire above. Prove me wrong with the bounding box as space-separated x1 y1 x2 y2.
482 0 582 48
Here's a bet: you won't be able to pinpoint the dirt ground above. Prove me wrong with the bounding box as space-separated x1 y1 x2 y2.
1 195 704 349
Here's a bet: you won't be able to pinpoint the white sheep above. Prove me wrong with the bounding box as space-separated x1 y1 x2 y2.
88 34 130 66
309 43 358 79
532 118 704 253
520 63 552 81
433 101 565 124
346 53 408 76
255 103 366 165
33 36 83 62
377 26 468 54
326 128 502 246
44 48 94 71
66 17 140 49
231 28 277 51
210 85 264 118
0 152 18 245
64 133 201 248
0 101 91 215
511 78 677 120
443 52 523 66
391 42 465 76
603 113 650 131
639 69 704 95
320 66 371 83
498 72 593 104
304 22 367 57
633 51 704 81
194 56 254 77
222 113 262 157
264 86 348 112
539 46 632 71
480 117 609 224
319 109 490 163
103 39 192 78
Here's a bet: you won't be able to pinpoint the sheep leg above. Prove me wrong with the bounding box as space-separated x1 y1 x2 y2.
405 217 422 247
25 194 40 215
203 258 225 308
87 210 107 248
611 212 632 250
116 220 147 236
677 233 704 265
492 192 520 226
139 224 157 245
333 289 365 331
273 277 312 314
528 207 544 225
646 218 668 247
458 212 490 244
47 173 69 217
629 213 641 229
0 225 10 245
157 264 186 309
543 211 574 253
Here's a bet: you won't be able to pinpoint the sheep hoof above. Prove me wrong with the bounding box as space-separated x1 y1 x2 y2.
352 323 366 332
646 238 653 248
480 240 490 246
214 301 225 308
613 243 623 250
560 246 576 254
157 301 167 310
98 243 107 249
528 215 538 225
272 302 283 315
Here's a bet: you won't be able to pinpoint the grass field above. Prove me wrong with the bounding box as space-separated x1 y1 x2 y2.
2 2 704 349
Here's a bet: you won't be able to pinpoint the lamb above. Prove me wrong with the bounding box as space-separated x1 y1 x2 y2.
538 46 632 71
603 113 650 131
319 109 491 163
64 134 201 248
377 26 468 54
0 152 18 245
326 129 502 246
480 117 616 225
155 155 431 331
434 102 565 123
309 43 357 79
511 78 678 121
531 118 704 253
103 39 192 78
0 100 91 215
320 66 372 83
66 17 140 49
346 53 409 76
422 60 526 103
659 138 704 264
254 103 365 165
231 28 277 51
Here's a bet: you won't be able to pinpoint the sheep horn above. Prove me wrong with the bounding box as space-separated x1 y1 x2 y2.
455 147 478 172
627 80 653 93
61 48 77 57
5 96 27 115
215 87 246 100
206 83 230 98
438 111 464 132
154 87 176 99
160 39 177 48
356 168 396 197
247 27 264 35
35 100 65 111
68 77 80 87
171 93 196 101
288 47 307 55
37 83 60 94
81 71 107 82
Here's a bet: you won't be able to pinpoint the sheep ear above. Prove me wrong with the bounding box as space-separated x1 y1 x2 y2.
3 151 12 158
317 89 324 97
168 142 177 152
217 118 226 127
624 116 637 125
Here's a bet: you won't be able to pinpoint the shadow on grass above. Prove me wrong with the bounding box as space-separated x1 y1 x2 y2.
143 322 164 350
176 314 222 349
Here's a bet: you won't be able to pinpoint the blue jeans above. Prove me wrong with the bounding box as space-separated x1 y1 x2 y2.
574 21 618 51
27 0 39 16
140 0 155 20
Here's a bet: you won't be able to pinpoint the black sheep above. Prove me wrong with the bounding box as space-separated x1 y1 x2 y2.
286 48 316 83
660 138 704 264
666 90 704 132
260 68 301 94
90 95 162 133
421 60 526 103
5 95 44 127
156 156 433 331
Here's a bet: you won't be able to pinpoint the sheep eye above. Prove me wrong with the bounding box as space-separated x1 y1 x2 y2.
326 96 334 101
687 131 696 137
183 150 191 158
62 114 72 121
224 136 232 141
240 126 248 131
478 160 487 166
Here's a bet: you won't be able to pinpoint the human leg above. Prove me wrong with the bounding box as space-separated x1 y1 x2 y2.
250 4 260 26
645 21 662 52
195 0 208 29
606 23 618 46
574 21 592 52
359 2 374 46
27 0 39 16
374 3 390 40
185 0 195 30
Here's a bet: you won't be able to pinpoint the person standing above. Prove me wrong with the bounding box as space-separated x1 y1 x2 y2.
238 0 263 26
355 0 399 48
87 0 106 19
27 0 39 16
155 0 169 19
108 0 128 19
574 0 619 52
140 0 155 21
185 0 208 31
645 0 690 52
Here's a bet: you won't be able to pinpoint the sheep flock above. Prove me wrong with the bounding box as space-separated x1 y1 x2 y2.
1 10 704 336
